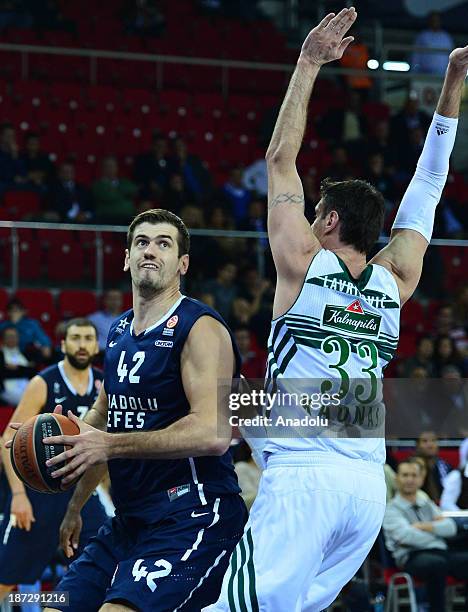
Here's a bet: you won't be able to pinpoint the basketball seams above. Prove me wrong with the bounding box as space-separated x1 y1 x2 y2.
33 414 55 493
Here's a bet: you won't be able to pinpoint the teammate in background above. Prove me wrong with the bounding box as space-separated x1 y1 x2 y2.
207 8 468 611
0 319 108 603
35 209 247 612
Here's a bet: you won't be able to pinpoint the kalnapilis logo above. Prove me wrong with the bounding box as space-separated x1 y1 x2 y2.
322 299 381 336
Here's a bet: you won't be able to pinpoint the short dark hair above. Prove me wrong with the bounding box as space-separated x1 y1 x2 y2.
319 178 384 255
398 459 423 474
7 298 25 311
127 209 190 256
63 318 98 340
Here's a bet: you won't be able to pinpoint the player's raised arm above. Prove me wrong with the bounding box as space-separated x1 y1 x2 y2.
371 46 468 305
266 7 356 280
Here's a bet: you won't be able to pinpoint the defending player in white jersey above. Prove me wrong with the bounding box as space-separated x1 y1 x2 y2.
206 7 468 611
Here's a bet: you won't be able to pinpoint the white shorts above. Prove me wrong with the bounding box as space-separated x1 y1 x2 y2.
204 452 386 612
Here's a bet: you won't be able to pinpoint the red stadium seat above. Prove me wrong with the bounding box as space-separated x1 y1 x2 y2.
2 190 41 220
58 290 98 319
400 299 425 334
0 288 9 322
3 238 42 282
45 239 86 283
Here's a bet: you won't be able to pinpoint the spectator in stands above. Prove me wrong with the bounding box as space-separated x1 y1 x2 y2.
434 335 465 376
396 126 425 178
433 304 468 355
390 92 431 153
201 262 238 320
89 290 124 352
0 123 25 192
441 463 468 511
229 298 252 329
323 146 355 182
92 155 138 224
124 0 166 36
383 460 467 612
238 267 272 320
206 205 243 260
0 326 36 406
170 137 211 200
221 167 252 226
20 131 55 192
240 198 267 234
242 157 268 197
134 134 170 197
339 29 372 92
415 431 453 503
318 90 366 146
403 336 436 377
438 365 468 437
363 119 397 172
0 299 51 361
47 161 93 222
364 152 396 219
412 11 453 75
453 283 468 337
164 172 194 214
234 325 266 380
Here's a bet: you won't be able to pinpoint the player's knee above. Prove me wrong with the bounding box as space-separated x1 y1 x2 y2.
100 601 139 612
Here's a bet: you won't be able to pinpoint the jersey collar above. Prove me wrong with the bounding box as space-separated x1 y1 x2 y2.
130 295 185 336
58 360 94 396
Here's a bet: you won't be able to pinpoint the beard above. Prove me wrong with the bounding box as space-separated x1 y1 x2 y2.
134 268 168 298
67 353 94 370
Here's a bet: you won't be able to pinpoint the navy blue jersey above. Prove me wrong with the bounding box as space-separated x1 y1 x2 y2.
39 361 103 419
104 296 241 522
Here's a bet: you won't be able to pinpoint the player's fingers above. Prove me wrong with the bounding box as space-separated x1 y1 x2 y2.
8 422 22 430
43 434 77 447
72 526 80 550
315 12 335 31
4 440 12 449
329 7 356 35
53 404 63 414
51 452 82 477
61 462 87 485
326 7 349 31
338 36 354 55
67 410 81 425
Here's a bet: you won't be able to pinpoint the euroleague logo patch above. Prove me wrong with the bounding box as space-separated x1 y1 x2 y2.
166 315 178 329
162 315 179 336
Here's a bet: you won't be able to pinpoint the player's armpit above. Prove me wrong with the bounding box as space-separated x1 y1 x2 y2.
267 157 320 281
370 229 427 305
181 315 235 456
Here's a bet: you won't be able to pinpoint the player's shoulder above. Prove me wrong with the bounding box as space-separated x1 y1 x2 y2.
108 308 134 336
37 362 60 383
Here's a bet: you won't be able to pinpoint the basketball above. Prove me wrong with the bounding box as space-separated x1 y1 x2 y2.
10 413 80 494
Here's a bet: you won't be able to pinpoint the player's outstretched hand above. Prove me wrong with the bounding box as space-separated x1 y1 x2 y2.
300 7 356 67
449 45 468 71
43 410 111 485
11 491 35 531
60 505 83 558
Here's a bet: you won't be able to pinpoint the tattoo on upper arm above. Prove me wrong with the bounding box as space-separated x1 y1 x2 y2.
268 192 305 210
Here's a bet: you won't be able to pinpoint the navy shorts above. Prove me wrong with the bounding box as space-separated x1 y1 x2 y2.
0 488 108 584
54 494 247 612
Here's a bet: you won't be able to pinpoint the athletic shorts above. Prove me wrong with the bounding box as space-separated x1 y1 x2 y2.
0 488 108 584
52 494 247 612
204 452 386 612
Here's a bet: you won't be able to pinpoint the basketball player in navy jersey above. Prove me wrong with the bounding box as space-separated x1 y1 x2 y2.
37 209 247 612
0 319 108 603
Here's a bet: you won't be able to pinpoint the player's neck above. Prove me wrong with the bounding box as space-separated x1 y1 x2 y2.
132 286 181 335
327 244 367 279
62 359 90 387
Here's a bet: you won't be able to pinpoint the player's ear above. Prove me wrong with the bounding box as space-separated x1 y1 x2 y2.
123 248 130 271
179 254 189 276
324 210 339 233
60 338 65 354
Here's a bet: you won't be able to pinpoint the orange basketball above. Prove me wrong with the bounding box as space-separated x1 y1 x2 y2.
11 413 80 494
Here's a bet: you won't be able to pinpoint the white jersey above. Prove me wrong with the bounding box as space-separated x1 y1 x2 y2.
264 248 401 464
